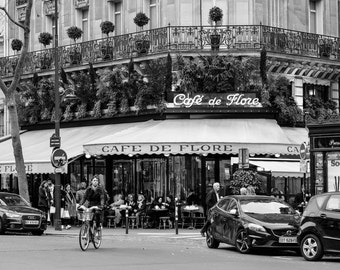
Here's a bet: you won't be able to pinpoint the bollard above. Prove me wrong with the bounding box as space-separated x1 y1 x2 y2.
125 209 129 234
175 197 178 235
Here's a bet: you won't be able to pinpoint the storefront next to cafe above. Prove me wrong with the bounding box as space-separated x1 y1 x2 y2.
0 92 308 206
308 118 340 195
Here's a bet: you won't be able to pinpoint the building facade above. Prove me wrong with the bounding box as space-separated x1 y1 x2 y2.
0 0 339 206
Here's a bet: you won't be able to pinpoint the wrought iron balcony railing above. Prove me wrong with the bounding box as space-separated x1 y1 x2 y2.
1 24 339 77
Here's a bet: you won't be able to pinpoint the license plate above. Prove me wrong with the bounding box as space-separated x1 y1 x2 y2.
25 220 39 225
279 236 297 243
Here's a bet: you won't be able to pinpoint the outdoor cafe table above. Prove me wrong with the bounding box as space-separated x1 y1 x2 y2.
150 208 168 227
182 205 199 229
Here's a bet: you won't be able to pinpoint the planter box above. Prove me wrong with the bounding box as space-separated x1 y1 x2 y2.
210 34 221 52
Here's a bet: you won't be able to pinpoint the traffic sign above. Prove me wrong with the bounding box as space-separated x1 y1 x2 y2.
50 134 61 148
300 142 310 160
51 148 68 168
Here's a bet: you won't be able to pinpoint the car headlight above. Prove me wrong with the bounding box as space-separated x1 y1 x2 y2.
248 223 266 233
6 212 21 218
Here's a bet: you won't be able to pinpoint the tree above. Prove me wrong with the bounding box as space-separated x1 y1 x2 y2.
0 1 33 202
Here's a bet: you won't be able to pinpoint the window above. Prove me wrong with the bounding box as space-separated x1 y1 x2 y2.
114 2 122 35
310 0 317 33
325 195 340 211
303 84 329 102
150 0 157 29
82 9 89 42
52 17 56 43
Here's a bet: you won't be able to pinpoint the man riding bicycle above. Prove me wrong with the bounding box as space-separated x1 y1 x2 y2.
78 175 105 228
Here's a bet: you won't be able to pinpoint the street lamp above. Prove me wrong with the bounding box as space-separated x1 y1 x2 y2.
53 0 62 231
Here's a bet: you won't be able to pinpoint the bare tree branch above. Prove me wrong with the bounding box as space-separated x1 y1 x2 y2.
0 7 27 32
10 0 32 89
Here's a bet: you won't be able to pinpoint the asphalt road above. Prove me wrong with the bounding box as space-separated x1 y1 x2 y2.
0 228 339 270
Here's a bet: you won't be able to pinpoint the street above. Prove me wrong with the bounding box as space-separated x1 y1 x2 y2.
0 228 339 270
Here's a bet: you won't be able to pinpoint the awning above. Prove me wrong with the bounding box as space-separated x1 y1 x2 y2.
0 123 134 174
84 119 299 156
250 159 307 177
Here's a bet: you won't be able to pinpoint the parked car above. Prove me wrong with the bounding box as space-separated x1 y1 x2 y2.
205 195 300 254
0 192 47 235
298 192 340 261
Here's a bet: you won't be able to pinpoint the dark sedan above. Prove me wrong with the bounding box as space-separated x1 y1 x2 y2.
0 192 47 235
205 195 300 253
298 192 340 261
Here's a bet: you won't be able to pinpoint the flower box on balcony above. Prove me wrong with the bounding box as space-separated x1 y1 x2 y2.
74 0 90 9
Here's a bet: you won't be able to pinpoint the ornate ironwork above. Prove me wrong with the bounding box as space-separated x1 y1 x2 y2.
1 24 340 77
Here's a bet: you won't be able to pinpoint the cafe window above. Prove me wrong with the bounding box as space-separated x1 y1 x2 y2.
303 84 329 103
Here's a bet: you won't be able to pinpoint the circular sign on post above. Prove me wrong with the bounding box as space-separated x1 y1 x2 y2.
300 142 308 160
51 149 68 168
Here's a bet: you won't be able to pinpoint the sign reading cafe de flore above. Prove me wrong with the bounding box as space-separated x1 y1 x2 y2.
83 92 301 157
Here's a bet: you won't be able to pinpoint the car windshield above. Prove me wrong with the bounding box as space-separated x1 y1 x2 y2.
240 199 295 215
0 194 29 206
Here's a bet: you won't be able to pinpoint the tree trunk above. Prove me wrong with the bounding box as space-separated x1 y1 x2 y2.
6 92 30 203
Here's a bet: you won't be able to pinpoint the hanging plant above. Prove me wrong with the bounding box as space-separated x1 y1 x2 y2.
63 104 73 121
40 108 51 120
133 12 150 29
100 21 115 37
11 39 23 52
92 100 102 118
38 32 53 47
76 103 87 119
66 26 83 43
120 97 129 114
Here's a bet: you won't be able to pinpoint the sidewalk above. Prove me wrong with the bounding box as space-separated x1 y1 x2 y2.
45 225 201 237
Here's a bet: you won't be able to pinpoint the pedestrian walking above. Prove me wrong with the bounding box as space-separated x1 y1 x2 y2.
200 182 221 237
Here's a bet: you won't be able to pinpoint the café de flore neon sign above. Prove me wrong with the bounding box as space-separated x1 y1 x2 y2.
172 93 260 108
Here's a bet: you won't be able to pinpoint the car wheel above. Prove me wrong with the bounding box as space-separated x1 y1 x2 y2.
235 229 251 254
206 224 219 249
0 217 5 235
300 234 324 261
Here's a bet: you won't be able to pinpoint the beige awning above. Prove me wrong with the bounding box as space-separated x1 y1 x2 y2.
84 119 299 156
0 123 134 174
250 159 307 177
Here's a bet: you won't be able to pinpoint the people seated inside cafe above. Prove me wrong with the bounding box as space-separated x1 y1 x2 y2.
163 195 175 226
147 196 167 228
133 194 146 226
109 193 125 226
186 188 199 205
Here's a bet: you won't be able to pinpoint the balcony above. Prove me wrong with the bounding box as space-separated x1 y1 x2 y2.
1 24 340 78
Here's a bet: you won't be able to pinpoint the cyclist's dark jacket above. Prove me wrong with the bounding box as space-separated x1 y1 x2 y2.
81 186 105 208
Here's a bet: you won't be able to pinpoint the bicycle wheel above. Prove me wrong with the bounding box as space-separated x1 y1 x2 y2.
92 225 102 249
79 223 90 251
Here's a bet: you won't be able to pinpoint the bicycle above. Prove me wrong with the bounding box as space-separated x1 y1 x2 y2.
77 206 103 251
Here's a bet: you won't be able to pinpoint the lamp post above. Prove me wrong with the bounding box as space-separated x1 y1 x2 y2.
53 0 62 231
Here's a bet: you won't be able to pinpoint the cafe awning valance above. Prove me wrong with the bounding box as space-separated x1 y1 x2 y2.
0 123 134 174
83 119 299 156
250 159 307 177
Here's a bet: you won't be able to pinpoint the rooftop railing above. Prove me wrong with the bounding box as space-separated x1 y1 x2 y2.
1 24 339 77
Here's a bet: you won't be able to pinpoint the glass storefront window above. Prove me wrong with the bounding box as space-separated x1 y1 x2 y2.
137 158 166 203
327 152 340 192
112 160 134 198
